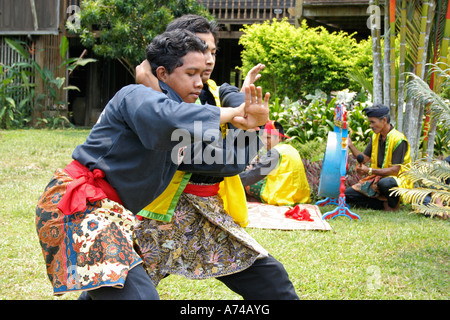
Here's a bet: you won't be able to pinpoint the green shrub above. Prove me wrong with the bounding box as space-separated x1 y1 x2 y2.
239 19 372 101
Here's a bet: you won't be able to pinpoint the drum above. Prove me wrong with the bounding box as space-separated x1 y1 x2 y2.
317 131 348 198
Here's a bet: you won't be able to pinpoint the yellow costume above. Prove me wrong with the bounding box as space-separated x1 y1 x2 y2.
370 128 413 189
249 143 311 206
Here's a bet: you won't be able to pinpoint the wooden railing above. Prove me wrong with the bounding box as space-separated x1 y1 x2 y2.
198 0 297 24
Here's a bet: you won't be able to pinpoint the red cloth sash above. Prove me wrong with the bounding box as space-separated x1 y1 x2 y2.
57 160 122 215
183 183 220 197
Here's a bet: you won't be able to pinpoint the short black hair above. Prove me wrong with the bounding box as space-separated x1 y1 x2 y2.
273 121 285 136
166 14 219 45
146 29 207 75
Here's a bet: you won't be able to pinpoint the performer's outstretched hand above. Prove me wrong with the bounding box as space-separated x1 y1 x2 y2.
240 63 265 92
231 84 270 130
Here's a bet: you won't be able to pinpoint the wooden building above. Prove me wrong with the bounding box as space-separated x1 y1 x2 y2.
200 0 371 36
0 0 133 127
0 0 66 122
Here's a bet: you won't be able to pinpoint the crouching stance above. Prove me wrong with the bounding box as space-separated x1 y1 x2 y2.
35 29 270 299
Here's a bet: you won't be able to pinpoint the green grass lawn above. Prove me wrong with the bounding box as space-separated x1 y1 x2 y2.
0 129 448 300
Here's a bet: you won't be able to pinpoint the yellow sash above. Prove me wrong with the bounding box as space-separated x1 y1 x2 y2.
137 171 192 222
371 129 413 189
218 175 249 227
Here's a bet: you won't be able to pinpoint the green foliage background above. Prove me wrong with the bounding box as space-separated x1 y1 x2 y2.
239 19 373 101
68 0 211 75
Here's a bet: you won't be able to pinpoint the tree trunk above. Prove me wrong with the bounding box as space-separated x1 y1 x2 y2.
389 0 397 125
403 66 416 158
415 104 425 160
370 0 383 105
416 2 431 80
424 0 449 159
435 0 450 93
419 1 436 158
426 118 438 158
439 1 450 69
396 0 408 132
384 1 391 109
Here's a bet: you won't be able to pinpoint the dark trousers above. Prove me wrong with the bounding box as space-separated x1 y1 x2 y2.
345 177 399 210
217 255 299 300
79 255 298 300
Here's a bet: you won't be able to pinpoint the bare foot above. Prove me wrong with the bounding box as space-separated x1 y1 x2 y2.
383 201 399 212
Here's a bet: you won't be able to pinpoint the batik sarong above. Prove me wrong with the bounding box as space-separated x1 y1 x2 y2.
351 174 385 199
35 168 142 295
134 184 269 286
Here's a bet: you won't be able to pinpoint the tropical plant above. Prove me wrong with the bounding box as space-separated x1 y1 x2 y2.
391 62 449 218
35 104 73 129
273 92 336 145
67 0 211 77
3 37 95 129
0 43 36 129
368 0 383 105
405 63 450 144
347 103 374 145
270 89 372 146
391 158 450 218
432 122 450 155
0 64 21 128
367 0 450 160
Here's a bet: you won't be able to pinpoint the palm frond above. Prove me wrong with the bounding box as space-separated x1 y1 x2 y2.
347 68 373 96
390 187 437 203
428 62 450 88
400 171 449 188
392 156 450 218
402 0 422 65
400 158 450 186
412 202 450 218
405 73 450 112
392 187 450 202
405 72 450 132
430 159 450 181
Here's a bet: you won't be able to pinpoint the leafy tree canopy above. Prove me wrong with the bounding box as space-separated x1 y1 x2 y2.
67 0 211 76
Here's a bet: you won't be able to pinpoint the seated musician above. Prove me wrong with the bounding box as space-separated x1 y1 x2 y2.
345 104 412 211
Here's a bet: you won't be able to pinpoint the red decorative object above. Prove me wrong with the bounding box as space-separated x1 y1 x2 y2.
285 205 314 221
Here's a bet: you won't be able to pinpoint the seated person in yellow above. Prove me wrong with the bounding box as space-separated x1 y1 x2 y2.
345 104 412 211
240 121 311 206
